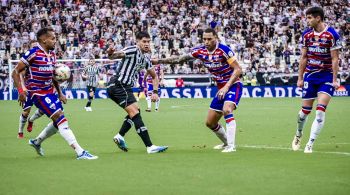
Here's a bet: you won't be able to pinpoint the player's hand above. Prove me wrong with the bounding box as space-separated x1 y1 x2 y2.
59 94 67 104
332 80 340 89
151 93 159 102
106 47 115 56
150 58 159 65
18 91 27 107
297 79 304 88
217 86 229 100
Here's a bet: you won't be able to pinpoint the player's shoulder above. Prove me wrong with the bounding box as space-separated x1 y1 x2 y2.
218 43 235 58
302 28 313 37
23 46 39 57
325 26 340 38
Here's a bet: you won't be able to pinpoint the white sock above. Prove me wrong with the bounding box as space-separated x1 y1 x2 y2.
296 110 309 137
226 120 236 147
155 98 160 110
307 110 325 145
146 95 152 109
29 110 44 122
57 121 84 155
213 125 227 145
35 122 58 145
18 114 27 133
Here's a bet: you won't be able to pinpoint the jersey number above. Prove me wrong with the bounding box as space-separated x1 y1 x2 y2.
45 97 52 104
303 82 308 89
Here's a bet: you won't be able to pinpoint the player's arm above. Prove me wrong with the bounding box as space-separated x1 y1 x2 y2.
297 48 308 88
331 49 340 89
81 67 87 80
53 79 67 104
146 68 159 102
217 57 242 99
11 61 27 106
153 54 194 65
106 47 125 59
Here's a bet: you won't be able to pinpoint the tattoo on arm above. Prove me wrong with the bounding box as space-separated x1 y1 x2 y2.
158 54 193 64
108 51 125 59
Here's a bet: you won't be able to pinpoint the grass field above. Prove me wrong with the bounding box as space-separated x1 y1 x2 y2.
0 97 349 195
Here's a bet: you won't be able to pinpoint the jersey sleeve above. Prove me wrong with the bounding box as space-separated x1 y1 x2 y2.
300 29 311 48
122 46 138 56
330 29 342 51
20 48 37 66
220 44 236 64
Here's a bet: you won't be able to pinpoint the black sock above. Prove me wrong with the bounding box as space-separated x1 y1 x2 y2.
86 99 92 107
119 115 133 136
131 113 152 147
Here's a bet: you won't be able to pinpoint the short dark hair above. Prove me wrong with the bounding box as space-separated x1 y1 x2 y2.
204 28 218 37
135 31 150 40
305 7 324 21
36 27 55 39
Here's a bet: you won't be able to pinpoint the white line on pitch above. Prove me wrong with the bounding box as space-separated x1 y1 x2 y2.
239 144 350 156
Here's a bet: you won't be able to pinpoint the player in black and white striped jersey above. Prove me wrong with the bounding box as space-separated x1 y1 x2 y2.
106 31 168 154
82 57 100 112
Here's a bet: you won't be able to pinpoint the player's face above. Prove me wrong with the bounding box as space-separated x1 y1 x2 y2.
138 37 151 53
44 31 57 50
203 32 217 51
306 15 319 28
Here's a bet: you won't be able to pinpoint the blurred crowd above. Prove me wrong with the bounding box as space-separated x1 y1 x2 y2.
0 0 349 88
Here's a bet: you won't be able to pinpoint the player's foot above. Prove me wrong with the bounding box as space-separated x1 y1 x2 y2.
292 135 302 151
221 145 236 153
27 121 33 132
113 134 128 152
155 108 159 112
85 107 92 112
147 145 168 154
145 108 151 112
28 139 44 156
77 151 98 160
304 144 313 153
213 143 227 150
17 132 24 139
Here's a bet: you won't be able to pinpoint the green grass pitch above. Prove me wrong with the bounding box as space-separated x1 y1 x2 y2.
0 97 349 195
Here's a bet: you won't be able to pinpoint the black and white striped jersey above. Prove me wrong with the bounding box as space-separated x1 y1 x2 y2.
110 45 153 86
82 65 100 87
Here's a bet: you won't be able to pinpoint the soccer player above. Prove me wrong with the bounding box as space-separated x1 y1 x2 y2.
106 31 168 154
291 7 342 153
82 57 100 112
152 28 243 153
12 27 98 160
17 40 44 138
144 63 164 112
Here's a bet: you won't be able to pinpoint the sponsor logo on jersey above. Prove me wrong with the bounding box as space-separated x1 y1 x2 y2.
38 66 54 71
308 47 327 53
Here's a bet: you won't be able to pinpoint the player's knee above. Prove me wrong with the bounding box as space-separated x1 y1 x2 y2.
51 110 64 121
205 121 215 129
22 110 30 117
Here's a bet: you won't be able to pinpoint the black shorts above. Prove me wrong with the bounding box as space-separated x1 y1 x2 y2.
87 86 96 94
107 83 136 108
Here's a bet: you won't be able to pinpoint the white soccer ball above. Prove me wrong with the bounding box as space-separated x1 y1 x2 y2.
54 64 71 81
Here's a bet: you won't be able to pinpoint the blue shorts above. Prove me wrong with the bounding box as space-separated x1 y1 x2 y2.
22 94 34 110
302 72 334 99
210 82 243 112
32 94 63 118
147 83 161 95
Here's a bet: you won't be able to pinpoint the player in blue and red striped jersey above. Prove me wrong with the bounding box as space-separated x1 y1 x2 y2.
144 64 163 112
292 7 342 153
153 28 243 152
12 27 97 160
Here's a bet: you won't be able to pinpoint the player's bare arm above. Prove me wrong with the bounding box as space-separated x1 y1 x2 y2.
155 54 194 65
297 48 308 88
217 58 242 100
11 61 27 106
53 79 67 104
147 68 159 102
331 49 340 89
107 47 125 59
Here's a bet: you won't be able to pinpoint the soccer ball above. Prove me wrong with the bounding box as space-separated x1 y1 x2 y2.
54 64 71 81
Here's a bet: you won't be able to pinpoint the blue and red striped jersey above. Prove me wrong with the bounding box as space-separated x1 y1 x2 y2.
190 43 239 89
20 44 56 96
301 26 342 74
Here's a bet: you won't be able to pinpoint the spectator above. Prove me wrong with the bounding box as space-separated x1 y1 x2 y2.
175 77 184 88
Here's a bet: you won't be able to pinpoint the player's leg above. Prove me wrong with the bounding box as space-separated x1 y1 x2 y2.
18 107 31 138
85 86 94 111
292 80 316 151
221 82 243 153
206 109 227 149
155 87 161 111
27 109 44 132
145 83 153 112
304 89 332 153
